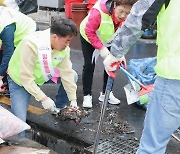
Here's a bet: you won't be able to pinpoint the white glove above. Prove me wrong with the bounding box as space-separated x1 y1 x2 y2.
70 100 79 108
41 97 56 112
103 54 126 77
0 80 6 93
99 47 110 59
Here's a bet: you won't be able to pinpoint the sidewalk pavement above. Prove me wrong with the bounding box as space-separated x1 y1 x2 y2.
0 131 57 154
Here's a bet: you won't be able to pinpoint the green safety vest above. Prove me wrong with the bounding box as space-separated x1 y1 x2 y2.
80 1 114 44
155 1 180 79
0 6 36 47
8 30 68 86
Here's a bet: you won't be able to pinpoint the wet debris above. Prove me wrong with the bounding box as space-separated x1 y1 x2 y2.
102 121 135 135
113 121 135 134
56 106 89 124
100 109 135 135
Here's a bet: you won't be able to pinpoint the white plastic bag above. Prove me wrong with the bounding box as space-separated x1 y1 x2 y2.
124 78 141 105
124 83 139 105
0 137 5 144
0 105 31 139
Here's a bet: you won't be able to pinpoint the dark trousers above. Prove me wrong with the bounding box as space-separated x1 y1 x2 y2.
80 35 110 95
45 79 69 109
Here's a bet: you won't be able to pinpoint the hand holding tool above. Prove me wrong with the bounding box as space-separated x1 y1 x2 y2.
104 55 126 78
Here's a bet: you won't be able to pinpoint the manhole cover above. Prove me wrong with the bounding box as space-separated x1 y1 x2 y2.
84 136 139 154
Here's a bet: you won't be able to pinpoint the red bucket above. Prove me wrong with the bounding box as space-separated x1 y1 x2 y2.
65 0 84 18
71 2 88 30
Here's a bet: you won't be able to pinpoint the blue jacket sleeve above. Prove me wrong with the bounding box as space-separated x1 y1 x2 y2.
0 24 16 76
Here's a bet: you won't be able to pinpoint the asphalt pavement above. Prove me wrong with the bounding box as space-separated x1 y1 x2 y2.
24 35 179 153
0 10 179 154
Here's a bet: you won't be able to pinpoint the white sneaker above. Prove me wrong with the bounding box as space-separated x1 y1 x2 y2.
83 95 92 108
99 91 120 105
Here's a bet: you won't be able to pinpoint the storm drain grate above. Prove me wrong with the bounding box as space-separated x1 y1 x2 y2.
85 136 139 154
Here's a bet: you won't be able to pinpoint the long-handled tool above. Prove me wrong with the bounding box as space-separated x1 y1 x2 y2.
172 128 180 142
119 66 147 90
93 76 114 154
172 133 180 142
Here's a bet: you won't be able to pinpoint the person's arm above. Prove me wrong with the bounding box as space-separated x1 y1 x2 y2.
57 48 77 101
0 24 16 78
110 0 165 58
19 40 47 101
85 8 104 50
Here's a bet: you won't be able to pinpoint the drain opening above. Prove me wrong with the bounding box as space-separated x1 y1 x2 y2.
84 135 139 154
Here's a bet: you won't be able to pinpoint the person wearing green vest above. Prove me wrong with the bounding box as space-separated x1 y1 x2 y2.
0 6 37 93
104 0 180 153
0 0 19 10
7 16 78 136
80 0 137 108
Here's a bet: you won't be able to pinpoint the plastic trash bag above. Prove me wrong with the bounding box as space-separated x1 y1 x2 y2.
0 0 37 14
0 105 30 139
124 79 140 105
15 0 38 15
124 57 157 109
129 57 157 85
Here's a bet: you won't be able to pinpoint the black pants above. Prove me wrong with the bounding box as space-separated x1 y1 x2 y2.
80 35 112 95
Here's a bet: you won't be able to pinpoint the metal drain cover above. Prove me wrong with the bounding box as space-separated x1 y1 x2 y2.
84 136 139 154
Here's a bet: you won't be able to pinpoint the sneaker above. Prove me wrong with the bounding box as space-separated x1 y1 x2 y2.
83 95 92 108
99 91 120 105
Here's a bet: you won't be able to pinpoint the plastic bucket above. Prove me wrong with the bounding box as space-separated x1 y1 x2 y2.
71 3 88 30
65 0 84 19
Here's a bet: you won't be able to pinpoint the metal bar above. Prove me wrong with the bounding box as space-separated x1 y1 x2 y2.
119 66 147 90
172 133 180 142
93 77 114 154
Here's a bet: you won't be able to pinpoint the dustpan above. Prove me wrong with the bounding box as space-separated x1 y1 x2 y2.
120 66 153 105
